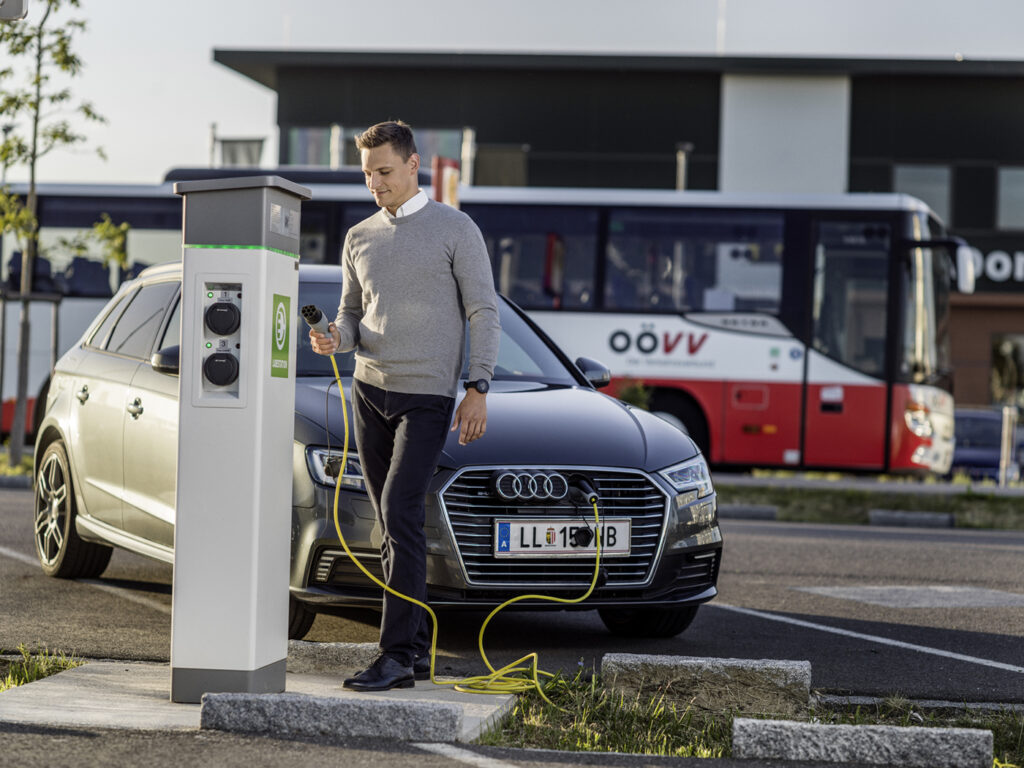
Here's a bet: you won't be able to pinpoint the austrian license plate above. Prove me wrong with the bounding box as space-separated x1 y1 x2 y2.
493 518 631 558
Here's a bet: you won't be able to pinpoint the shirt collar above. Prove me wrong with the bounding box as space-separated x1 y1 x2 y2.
383 189 429 220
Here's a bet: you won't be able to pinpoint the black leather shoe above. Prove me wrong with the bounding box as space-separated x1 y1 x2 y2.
413 654 431 681
343 655 414 692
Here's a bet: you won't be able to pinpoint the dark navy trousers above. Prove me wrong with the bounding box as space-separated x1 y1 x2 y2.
351 378 455 666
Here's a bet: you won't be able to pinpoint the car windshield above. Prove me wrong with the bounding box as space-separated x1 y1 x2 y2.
295 281 578 385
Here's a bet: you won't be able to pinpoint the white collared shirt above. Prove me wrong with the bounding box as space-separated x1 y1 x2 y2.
383 189 429 220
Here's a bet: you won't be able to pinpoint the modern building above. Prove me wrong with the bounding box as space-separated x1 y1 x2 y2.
212 3 1024 409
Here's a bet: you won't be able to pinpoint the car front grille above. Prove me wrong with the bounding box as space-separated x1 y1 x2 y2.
440 467 668 588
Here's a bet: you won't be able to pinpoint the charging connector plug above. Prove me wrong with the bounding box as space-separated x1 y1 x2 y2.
301 305 332 335
568 476 598 506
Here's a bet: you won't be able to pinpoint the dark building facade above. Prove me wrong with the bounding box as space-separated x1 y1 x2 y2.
216 49 1024 407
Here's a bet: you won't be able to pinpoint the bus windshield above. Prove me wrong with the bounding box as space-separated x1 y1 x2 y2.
900 244 953 389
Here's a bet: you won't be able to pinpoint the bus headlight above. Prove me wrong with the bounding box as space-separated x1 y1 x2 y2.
306 447 366 491
904 402 934 438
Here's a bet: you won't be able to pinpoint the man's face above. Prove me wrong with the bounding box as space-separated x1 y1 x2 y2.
361 143 420 212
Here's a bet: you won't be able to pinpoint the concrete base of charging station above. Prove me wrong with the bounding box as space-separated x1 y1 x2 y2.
732 717 993 768
0 655 513 743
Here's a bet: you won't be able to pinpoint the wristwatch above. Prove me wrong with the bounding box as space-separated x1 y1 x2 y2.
463 379 490 394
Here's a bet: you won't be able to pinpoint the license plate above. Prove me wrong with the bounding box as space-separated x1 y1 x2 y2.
493 518 631 558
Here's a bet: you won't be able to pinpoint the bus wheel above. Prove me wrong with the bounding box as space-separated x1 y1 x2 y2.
650 390 709 456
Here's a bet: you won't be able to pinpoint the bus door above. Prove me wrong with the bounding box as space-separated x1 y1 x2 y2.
802 220 891 470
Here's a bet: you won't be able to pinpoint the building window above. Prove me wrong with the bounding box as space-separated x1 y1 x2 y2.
287 126 336 166
997 168 1024 231
894 165 952 225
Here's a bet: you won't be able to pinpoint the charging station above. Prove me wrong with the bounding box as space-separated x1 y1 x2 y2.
170 176 311 704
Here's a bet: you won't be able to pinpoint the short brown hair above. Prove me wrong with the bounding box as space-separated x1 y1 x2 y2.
355 120 418 161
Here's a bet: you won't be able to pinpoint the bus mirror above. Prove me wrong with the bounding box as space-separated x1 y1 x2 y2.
575 356 612 389
956 245 977 294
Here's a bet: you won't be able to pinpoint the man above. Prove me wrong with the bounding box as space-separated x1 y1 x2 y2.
309 120 500 691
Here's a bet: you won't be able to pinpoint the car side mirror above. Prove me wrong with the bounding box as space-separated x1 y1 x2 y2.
151 345 180 376
575 356 612 389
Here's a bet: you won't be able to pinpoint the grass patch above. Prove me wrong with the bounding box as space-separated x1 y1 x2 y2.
477 672 729 758
0 447 34 477
479 675 1024 767
0 645 82 693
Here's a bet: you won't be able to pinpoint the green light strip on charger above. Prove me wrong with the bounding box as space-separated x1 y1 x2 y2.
184 243 300 260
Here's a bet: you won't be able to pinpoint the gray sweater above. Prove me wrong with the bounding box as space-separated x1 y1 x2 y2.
334 200 501 398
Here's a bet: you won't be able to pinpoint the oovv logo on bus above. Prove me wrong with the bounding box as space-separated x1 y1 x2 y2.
608 323 708 356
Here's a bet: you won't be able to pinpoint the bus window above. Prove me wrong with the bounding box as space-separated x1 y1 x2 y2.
605 209 784 313
465 205 598 310
812 222 890 376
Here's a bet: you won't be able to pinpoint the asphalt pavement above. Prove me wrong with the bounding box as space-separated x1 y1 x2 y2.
1 485 1022 765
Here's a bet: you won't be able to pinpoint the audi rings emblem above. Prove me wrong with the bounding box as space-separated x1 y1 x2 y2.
492 471 569 502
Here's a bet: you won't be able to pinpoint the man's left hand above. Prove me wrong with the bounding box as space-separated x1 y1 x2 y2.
451 390 487 446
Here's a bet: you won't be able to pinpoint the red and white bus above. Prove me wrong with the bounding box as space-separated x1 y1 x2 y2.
451 187 973 474
16 175 973 472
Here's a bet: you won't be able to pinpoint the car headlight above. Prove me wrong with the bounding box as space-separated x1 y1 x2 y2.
659 455 713 503
306 447 366 491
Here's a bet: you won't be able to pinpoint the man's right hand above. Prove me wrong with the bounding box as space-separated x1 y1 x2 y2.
310 323 341 356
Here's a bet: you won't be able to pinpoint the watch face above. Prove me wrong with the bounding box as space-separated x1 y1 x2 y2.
477 379 489 394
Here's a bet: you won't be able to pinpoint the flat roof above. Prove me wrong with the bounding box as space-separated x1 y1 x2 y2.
214 48 1024 91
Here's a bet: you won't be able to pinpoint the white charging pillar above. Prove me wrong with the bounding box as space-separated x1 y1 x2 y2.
170 176 311 704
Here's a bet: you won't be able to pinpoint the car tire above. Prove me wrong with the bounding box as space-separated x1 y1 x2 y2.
288 595 316 640
649 390 709 457
34 440 112 579
597 605 699 638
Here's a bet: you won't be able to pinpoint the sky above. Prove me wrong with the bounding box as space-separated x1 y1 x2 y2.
5 0 1024 186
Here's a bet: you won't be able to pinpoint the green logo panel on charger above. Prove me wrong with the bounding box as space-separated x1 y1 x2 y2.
271 294 290 378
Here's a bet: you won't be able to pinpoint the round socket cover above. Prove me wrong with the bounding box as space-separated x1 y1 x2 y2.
203 353 239 386
205 302 241 336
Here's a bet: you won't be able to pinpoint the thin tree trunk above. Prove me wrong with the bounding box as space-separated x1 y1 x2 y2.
8 3 49 467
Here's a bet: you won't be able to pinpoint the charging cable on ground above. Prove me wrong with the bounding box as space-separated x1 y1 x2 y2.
303 305 604 706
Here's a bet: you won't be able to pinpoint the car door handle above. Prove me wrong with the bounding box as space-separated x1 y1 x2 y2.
126 398 144 419
76 386 89 404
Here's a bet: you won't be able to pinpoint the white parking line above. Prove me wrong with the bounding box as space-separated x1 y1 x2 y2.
413 743 520 768
76 579 172 615
0 544 172 615
0 544 38 568
714 603 1024 675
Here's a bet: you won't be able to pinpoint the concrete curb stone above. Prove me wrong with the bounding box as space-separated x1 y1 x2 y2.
732 717 993 768
601 654 811 716
867 509 954 527
287 639 378 674
717 503 778 520
201 691 462 742
0 475 32 489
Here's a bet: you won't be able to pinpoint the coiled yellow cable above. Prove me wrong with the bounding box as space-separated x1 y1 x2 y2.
327 354 601 705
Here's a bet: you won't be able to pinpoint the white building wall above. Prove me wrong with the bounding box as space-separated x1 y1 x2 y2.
719 74 850 194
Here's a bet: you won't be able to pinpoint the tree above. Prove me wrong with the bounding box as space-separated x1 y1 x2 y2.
0 0 104 464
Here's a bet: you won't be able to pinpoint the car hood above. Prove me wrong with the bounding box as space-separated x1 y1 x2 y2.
294 378 699 473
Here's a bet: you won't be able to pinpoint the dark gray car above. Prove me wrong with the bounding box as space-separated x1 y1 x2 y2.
34 263 722 639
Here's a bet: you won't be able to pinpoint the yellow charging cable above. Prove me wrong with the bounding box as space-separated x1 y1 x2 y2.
327 354 601 706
